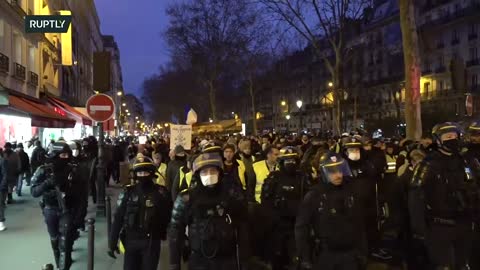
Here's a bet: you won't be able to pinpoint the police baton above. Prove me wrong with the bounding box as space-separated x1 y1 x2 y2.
106 196 112 249
87 218 95 270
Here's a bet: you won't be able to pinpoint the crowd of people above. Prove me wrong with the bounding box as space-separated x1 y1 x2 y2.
2 120 480 270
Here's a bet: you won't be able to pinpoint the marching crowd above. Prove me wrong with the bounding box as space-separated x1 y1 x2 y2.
2 120 480 270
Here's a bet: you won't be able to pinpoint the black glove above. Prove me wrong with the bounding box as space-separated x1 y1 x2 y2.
108 246 119 259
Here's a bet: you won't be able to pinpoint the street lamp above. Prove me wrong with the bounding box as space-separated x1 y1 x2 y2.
136 120 140 123
125 109 129 113
281 100 286 106
117 91 123 96
286 114 291 120
328 82 334 88
122 103 126 107
231 111 235 115
164 123 169 127
209 118 213 123
296 100 303 109
127 112 131 116
135 116 139 120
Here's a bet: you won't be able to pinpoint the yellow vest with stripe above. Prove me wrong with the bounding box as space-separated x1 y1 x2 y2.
385 154 397 174
178 166 193 189
236 159 247 190
253 160 279 203
155 163 167 186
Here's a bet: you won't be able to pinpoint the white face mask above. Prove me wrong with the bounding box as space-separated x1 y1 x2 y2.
200 174 219 186
348 152 361 161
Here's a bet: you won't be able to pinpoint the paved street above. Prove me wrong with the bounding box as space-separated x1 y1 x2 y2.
0 184 171 270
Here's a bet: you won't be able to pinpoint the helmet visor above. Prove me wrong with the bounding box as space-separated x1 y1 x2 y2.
320 159 352 183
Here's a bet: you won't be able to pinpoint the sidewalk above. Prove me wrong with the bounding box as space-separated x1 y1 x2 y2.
0 185 171 270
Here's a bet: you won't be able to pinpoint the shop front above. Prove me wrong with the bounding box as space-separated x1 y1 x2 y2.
44 95 93 142
2 91 76 148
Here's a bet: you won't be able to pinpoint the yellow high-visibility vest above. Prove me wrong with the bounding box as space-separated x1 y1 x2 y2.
385 154 397 174
253 160 279 203
178 166 193 189
237 159 247 190
155 163 167 186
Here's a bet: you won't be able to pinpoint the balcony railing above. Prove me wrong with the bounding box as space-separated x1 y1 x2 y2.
420 0 452 14
469 33 478 41
28 71 38 86
422 68 433 75
467 59 480 67
451 38 460 45
420 2 480 29
14 63 26 80
435 66 447 73
0 53 9 73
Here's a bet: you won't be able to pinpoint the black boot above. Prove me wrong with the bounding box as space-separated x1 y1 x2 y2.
50 239 60 268
7 193 13 204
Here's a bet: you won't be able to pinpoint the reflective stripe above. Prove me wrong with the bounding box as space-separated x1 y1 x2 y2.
385 155 397 173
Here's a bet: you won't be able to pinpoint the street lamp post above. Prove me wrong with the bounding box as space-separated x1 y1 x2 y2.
296 100 303 134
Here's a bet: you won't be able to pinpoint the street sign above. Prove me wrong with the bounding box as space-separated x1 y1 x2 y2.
466 94 473 117
86 94 115 122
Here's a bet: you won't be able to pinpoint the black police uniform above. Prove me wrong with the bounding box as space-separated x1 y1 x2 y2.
295 179 365 270
109 177 172 270
462 143 480 270
169 177 249 270
410 150 476 269
261 167 310 270
31 145 77 270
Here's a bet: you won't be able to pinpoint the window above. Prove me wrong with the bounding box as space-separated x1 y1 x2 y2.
439 54 444 67
439 80 444 91
470 47 478 60
452 29 459 42
470 24 477 35
473 74 479 86
13 32 22 64
424 82 430 98
28 46 36 73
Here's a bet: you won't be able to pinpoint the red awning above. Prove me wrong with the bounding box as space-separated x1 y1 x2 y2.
46 96 93 126
9 95 76 128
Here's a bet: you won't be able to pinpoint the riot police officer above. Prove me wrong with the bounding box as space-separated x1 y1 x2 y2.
296 152 366 270
261 146 310 270
169 152 249 270
410 122 477 269
108 156 172 270
31 142 78 270
342 138 381 258
463 121 480 270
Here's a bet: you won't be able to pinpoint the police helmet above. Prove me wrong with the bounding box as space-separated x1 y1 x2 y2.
278 146 300 162
318 152 352 184
192 152 224 174
467 121 480 136
432 122 462 142
47 142 72 159
132 155 157 176
342 137 363 149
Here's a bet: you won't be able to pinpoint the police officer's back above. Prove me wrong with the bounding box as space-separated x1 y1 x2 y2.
261 146 310 270
410 122 477 269
31 143 77 270
169 152 249 270
109 156 172 270
296 152 366 270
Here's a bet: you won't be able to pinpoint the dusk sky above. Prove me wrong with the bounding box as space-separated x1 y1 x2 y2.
94 0 173 97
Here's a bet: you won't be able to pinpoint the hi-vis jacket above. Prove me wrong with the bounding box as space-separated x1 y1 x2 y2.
253 160 279 203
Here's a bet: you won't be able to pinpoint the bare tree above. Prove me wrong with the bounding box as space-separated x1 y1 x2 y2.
165 0 258 121
259 0 372 134
399 0 422 140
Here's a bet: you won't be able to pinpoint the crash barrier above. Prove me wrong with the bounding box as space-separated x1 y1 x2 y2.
88 218 95 270
106 196 112 249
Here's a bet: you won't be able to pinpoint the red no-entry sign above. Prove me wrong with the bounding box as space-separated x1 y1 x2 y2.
86 94 115 122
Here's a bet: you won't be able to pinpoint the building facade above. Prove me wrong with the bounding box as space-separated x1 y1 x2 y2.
253 0 480 136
